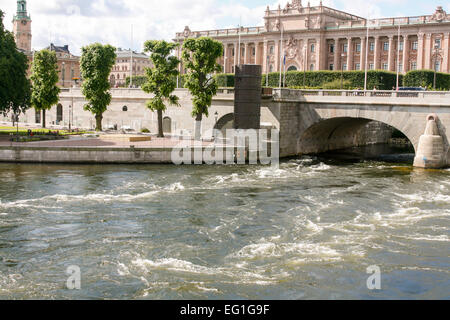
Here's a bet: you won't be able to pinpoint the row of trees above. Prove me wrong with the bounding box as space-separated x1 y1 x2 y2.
2 7 223 138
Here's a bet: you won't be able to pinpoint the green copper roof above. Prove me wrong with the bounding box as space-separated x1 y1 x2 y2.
14 0 31 20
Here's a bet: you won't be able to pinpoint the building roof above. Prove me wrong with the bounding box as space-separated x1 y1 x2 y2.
116 48 148 59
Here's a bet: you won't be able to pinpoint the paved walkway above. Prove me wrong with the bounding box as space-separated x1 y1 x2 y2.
0 135 213 148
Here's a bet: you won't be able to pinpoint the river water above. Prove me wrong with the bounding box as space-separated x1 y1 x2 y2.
0 146 449 299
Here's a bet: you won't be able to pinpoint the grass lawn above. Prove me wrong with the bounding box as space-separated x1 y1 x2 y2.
0 127 91 136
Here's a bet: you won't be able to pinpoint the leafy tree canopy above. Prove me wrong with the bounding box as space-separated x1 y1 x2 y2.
80 43 116 130
0 10 31 116
141 40 180 137
182 37 223 118
30 49 60 112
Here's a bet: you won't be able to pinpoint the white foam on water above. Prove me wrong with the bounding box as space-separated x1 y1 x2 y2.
167 182 185 191
394 234 449 242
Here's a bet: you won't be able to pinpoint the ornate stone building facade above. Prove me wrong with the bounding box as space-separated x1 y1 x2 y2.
110 49 152 87
175 1 450 75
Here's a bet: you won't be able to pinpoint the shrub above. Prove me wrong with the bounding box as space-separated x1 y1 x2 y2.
403 70 450 90
141 128 150 133
323 79 353 90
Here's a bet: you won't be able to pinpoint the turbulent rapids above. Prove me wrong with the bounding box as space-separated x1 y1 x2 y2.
0 152 449 299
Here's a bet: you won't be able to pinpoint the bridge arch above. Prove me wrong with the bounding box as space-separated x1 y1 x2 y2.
297 117 415 155
214 113 234 132
292 104 425 156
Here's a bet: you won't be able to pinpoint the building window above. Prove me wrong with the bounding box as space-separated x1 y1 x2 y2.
411 62 417 70
232 66 235 73
269 65 273 72
122 106 128 112
355 63 361 70
356 43 361 53
342 63 347 71
241 48 245 57
330 44 334 53
435 38 441 49
412 41 418 50
399 41 404 51
269 46 274 54
398 63 403 72
343 44 348 53
369 63 374 70
232 48 235 56
311 44 315 53
383 42 389 51
252 47 256 56
309 64 315 71
329 64 334 71
370 42 375 51
383 63 388 70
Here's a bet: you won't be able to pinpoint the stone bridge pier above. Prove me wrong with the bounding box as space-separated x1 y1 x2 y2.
265 89 450 169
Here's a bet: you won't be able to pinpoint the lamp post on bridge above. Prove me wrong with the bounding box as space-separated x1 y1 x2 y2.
432 44 442 90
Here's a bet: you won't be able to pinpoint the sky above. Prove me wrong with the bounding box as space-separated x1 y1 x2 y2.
0 0 449 56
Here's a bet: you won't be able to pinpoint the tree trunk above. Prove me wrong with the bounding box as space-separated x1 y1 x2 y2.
42 109 46 128
157 109 164 138
194 113 202 141
95 114 103 131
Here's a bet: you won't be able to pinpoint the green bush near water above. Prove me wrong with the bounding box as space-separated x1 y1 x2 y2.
403 70 450 90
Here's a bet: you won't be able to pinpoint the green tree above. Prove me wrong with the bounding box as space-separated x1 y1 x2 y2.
182 37 223 140
0 10 31 118
80 43 116 131
30 50 60 128
142 40 180 138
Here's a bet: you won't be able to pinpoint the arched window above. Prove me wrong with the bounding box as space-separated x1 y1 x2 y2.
287 66 297 72
56 104 63 123
122 106 128 112
310 64 315 71
269 65 274 72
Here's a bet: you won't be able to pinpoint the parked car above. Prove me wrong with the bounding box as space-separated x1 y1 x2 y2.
398 87 427 91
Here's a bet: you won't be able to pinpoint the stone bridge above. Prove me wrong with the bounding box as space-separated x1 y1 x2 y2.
266 89 450 168
3 88 450 168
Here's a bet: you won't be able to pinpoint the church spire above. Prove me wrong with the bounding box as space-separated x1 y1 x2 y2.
15 0 30 20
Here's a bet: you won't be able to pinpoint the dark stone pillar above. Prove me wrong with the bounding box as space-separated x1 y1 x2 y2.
234 64 262 129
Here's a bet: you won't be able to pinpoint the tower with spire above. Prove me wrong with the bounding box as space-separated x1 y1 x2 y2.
13 0 32 53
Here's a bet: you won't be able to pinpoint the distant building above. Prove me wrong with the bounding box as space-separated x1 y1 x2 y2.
47 43 81 87
12 1 80 87
175 1 450 74
12 0 32 54
110 48 152 87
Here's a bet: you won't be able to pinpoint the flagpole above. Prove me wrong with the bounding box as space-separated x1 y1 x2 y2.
279 25 283 89
396 25 401 90
130 24 133 88
238 17 241 66
364 14 370 91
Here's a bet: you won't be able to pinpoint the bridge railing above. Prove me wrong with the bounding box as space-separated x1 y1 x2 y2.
272 89 450 100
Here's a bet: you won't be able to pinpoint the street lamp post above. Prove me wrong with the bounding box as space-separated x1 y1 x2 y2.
341 53 345 90
62 62 65 87
432 44 442 90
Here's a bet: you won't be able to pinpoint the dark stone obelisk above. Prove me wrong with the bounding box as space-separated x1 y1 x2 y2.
233 65 262 130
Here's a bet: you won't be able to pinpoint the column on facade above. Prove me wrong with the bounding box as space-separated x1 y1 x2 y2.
224 43 228 73
346 37 353 70
255 42 260 65
333 38 340 71
244 43 249 65
417 33 424 70
233 42 239 69
402 35 410 73
275 39 280 72
374 36 380 69
360 36 366 71
388 36 395 71
263 40 268 73
424 33 432 69
443 33 449 73
317 36 325 70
